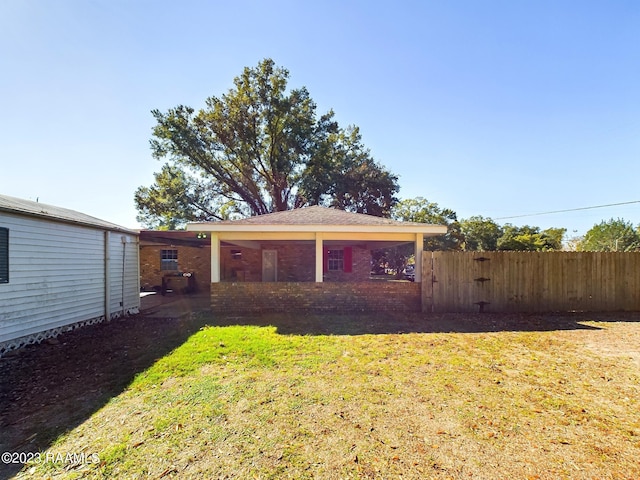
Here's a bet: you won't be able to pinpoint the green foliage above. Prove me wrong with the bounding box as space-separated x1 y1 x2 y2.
392 197 463 251
497 224 566 251
577 218 640 252
371 243 414 278
134 164 238 229
301 123 399 217
391 199 567 252
460 216 502 251
137 59 399 226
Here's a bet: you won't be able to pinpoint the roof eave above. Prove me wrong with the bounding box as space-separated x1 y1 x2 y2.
186 223 448 235
0 205 139 235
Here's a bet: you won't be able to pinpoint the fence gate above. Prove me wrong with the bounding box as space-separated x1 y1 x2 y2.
424 251 640 313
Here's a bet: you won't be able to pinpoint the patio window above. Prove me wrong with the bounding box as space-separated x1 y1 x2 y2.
0 227 8 283
324 247 353 273
160 249 178 271
327 249 343 271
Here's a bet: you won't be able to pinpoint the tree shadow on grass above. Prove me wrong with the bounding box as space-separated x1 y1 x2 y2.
1 306 636 478
0 311 211 479
208 311 630 336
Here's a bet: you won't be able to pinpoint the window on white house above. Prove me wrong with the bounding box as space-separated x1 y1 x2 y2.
327 249 344 271
0 227 8 283
160 249 178 271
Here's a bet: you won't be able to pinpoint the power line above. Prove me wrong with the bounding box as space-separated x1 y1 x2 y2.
494 200 640 221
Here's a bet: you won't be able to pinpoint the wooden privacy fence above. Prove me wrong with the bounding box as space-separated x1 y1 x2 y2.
422 251 640 313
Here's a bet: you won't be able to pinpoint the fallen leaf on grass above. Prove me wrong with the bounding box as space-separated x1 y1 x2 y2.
158 466 178 478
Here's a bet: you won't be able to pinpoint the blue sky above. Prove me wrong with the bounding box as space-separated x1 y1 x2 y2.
1 0 639 238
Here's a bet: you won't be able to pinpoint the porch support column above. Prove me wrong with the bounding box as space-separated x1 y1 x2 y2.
315 232 324 282
414 233 423 283
211 233 220 283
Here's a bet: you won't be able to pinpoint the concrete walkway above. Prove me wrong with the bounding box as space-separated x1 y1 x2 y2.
139 291 211 318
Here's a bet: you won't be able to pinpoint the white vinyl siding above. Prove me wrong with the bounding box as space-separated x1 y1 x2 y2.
0 212 139 346
108 232 140 315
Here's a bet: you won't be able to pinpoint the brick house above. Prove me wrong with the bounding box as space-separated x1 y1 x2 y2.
139 230 211 294
185 206 446 313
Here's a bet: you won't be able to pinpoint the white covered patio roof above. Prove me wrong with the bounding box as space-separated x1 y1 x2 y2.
186 206 447 282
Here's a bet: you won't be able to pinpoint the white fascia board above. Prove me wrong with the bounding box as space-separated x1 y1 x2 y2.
187 223 448 235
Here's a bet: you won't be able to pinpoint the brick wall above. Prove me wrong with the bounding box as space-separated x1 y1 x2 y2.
140 245 211 293
219 244 370 282
220 244 316 282
323 246 371 282
220 246 262 281
141 243 372 288
210 281 421 313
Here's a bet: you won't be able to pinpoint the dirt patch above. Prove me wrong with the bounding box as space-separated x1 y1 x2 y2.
576 321 640 368
0 309 209 479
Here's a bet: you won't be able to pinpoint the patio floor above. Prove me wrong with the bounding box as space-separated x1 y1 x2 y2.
139 291 211 318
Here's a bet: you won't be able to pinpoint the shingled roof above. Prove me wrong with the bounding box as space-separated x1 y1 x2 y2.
206 206 433 227
187 205 447 235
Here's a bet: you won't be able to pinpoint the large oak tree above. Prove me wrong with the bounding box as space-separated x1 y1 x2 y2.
135 59 399 228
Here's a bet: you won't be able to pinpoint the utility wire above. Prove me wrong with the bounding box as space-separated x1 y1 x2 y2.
494 200 640 221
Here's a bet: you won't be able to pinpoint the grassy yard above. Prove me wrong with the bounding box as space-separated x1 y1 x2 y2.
15 313 640 479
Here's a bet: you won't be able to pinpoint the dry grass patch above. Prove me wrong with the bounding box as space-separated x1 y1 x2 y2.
16 314 640 479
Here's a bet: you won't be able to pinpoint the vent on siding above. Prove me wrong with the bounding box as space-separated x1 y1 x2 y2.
0 227 8 283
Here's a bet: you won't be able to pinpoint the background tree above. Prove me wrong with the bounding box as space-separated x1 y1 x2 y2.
460 216 502 251
392 197 463 251
370 244 413 279
370 197 461 278
136 59 399 227
496 224 566 251
301 124 398 216
134 164 239 229
563 233 583 252
577 218 640 251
